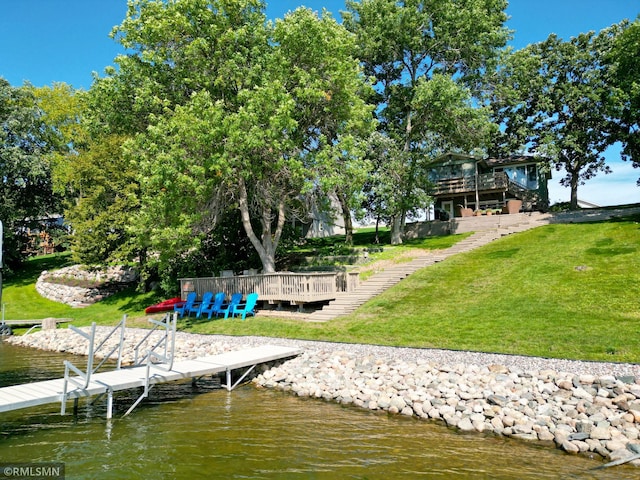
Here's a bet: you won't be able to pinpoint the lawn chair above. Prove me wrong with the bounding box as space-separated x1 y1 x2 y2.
199 292 226 319
193 291 214 318
174 292 197 318
221 293 243 319
227 292 259 320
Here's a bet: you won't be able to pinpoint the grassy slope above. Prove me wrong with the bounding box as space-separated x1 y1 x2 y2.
3 215 639 362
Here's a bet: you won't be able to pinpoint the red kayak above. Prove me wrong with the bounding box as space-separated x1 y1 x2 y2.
145 297 183 314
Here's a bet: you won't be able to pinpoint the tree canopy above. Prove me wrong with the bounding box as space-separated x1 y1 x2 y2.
0 79 65 268
606 19 640 183
491 25 627 209
344 0 509 242
82 0 373 275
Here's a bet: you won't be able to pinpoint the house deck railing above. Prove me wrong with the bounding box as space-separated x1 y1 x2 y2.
179 271 359 305
433 172 509 195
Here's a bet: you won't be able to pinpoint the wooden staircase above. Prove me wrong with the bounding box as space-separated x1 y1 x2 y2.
306 219 543 322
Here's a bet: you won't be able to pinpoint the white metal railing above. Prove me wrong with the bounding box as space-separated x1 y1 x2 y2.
132 312 176 367
125 312 177 417
60 316 127 415
0 304 9 336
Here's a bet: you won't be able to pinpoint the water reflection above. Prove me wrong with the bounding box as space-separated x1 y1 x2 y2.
1 341 636 479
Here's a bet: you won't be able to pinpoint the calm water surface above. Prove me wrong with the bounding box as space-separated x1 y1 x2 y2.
0 341 636 479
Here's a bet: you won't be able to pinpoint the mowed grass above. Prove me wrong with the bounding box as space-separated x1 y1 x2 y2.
184 215 640 362
1 253 164 330
3 214 639 362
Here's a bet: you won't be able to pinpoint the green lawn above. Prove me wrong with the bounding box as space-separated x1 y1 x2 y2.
3 214 639 362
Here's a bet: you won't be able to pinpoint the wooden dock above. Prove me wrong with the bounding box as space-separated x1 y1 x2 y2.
0 344 301 416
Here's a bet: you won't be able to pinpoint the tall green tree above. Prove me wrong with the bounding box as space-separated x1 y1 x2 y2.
344 0 508 243
491 27 624 209
34 81 143 267
606 19 640 183
93 0 373 273
0 79 63 267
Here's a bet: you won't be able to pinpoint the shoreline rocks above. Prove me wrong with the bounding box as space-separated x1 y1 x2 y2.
5 327 640 467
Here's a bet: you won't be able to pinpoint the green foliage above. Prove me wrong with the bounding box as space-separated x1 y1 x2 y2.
0 79 65 268
148 211 262 296
605 19 640 180
87 1 375 275
491 25 628 209
55 134 141 265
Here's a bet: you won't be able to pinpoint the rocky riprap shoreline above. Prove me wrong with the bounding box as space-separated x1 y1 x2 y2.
7 327 640 467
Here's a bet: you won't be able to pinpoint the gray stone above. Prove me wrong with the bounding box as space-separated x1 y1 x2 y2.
561 441 580 454
458 417 474 431
487 394 508 406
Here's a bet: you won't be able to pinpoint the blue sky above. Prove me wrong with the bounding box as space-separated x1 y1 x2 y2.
1 0 638 206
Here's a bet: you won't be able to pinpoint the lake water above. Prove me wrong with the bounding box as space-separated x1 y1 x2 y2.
0 341 635 479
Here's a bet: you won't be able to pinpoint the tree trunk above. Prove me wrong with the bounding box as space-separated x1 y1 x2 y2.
336 191 353 245
569 171 580 210
237 178 285 273
390 215 403 245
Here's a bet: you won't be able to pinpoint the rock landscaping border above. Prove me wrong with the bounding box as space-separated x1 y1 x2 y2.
35 265 138 307
6 327 640 468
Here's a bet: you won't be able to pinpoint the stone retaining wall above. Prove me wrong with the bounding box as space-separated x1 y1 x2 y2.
35 265 138 307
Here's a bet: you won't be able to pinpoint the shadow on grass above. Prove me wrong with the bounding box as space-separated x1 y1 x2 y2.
99 286 164 313
586 246 637 256
486 248 521 259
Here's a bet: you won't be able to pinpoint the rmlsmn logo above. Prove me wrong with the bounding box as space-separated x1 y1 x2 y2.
0 463 65 480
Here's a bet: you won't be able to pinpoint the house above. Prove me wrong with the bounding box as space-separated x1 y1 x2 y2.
301 192 346 238
17 215 67 256
428 153 551 218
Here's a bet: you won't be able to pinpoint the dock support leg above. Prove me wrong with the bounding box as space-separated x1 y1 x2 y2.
225 365 257 391
106 388 113 420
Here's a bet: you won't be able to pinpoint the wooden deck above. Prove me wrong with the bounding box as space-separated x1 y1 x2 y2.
180 271 360 306
0 345 301 415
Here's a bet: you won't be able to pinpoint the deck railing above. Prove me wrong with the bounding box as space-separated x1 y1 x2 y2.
179 271 359 305
433 172 509 195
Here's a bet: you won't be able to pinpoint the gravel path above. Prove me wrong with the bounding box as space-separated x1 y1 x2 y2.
196 334 640 378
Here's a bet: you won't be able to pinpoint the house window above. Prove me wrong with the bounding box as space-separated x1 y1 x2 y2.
505 165 538 190
527 165 537 185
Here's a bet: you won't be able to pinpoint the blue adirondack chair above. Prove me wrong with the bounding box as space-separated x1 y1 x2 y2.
227 292 259 320
193 291 214 318
221 293 243 319
199 292 226 319
174 291 197 318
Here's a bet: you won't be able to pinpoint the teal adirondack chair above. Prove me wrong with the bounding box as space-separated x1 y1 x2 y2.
222 293 243 319
227 292 259 320
174 292 197 318
193 291 214 318
199 292 226 319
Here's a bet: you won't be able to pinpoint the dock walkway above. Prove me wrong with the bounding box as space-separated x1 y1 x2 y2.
0 344 301 417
